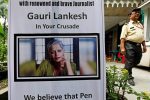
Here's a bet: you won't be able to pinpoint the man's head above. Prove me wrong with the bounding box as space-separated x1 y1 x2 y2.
129 8 141 21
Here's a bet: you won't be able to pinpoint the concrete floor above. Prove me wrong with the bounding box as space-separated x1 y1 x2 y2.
106 62 150 100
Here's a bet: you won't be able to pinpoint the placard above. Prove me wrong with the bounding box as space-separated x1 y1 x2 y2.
9 0 105 100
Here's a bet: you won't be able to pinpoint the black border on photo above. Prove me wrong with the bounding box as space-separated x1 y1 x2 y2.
14 33 100 82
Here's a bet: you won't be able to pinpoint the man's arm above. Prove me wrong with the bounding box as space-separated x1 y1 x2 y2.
142 41 147 53
120 38 126 55
120 24 128 55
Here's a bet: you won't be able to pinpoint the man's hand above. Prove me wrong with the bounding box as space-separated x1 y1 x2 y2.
142 45 147 53
142 41 147 53
120 47 126 55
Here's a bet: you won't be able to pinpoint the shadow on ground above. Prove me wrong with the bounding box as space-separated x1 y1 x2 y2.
136 65 150 71
0 91 8 100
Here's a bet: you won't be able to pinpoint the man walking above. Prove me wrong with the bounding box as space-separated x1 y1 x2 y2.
120 8 147 86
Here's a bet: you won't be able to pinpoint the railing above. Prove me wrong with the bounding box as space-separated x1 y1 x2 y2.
140 0 149 4
141 0 149 2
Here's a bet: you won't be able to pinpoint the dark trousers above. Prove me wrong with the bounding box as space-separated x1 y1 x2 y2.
125 41 142 77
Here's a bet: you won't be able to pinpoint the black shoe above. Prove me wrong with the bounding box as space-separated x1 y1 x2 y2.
129 75 134 79
128 79 135 86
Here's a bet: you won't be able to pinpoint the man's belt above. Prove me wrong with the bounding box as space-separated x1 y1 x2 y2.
126 40 141 46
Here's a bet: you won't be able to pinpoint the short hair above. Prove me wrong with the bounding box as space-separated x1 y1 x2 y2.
128 8 141 16
47 39 64 50
132 8 141 13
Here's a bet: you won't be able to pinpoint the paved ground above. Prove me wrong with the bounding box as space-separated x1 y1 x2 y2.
106 62 150 100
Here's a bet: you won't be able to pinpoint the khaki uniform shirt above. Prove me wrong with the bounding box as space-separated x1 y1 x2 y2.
120 20 144 43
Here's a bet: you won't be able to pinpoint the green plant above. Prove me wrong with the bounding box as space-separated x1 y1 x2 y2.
0 0 8 63
106 65 150 100
106 65 133 100
0 78 8 90
138 92 150 100
0 38 7 62
131 91 150 100
0 64 7 71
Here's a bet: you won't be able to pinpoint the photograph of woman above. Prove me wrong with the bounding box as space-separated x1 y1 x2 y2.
36 39 75 76
18 34 98 80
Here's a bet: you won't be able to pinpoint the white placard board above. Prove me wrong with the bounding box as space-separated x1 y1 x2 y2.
8 0 105 100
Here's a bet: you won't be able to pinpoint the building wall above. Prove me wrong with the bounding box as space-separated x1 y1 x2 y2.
143 8 150 41
105 25 121 59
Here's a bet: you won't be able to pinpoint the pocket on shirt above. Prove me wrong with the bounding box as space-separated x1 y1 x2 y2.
128 29 136 36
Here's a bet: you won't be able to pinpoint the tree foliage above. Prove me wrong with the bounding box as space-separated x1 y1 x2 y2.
0 0 8 62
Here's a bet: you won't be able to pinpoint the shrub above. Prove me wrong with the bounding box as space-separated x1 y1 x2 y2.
106 65 132 100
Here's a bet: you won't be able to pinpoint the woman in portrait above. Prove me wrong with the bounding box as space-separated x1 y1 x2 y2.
36 39 75 76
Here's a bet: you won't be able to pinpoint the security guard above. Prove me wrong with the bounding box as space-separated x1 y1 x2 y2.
120 8 147 86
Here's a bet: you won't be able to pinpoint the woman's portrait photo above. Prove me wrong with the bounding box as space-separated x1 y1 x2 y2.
15 33 99 80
